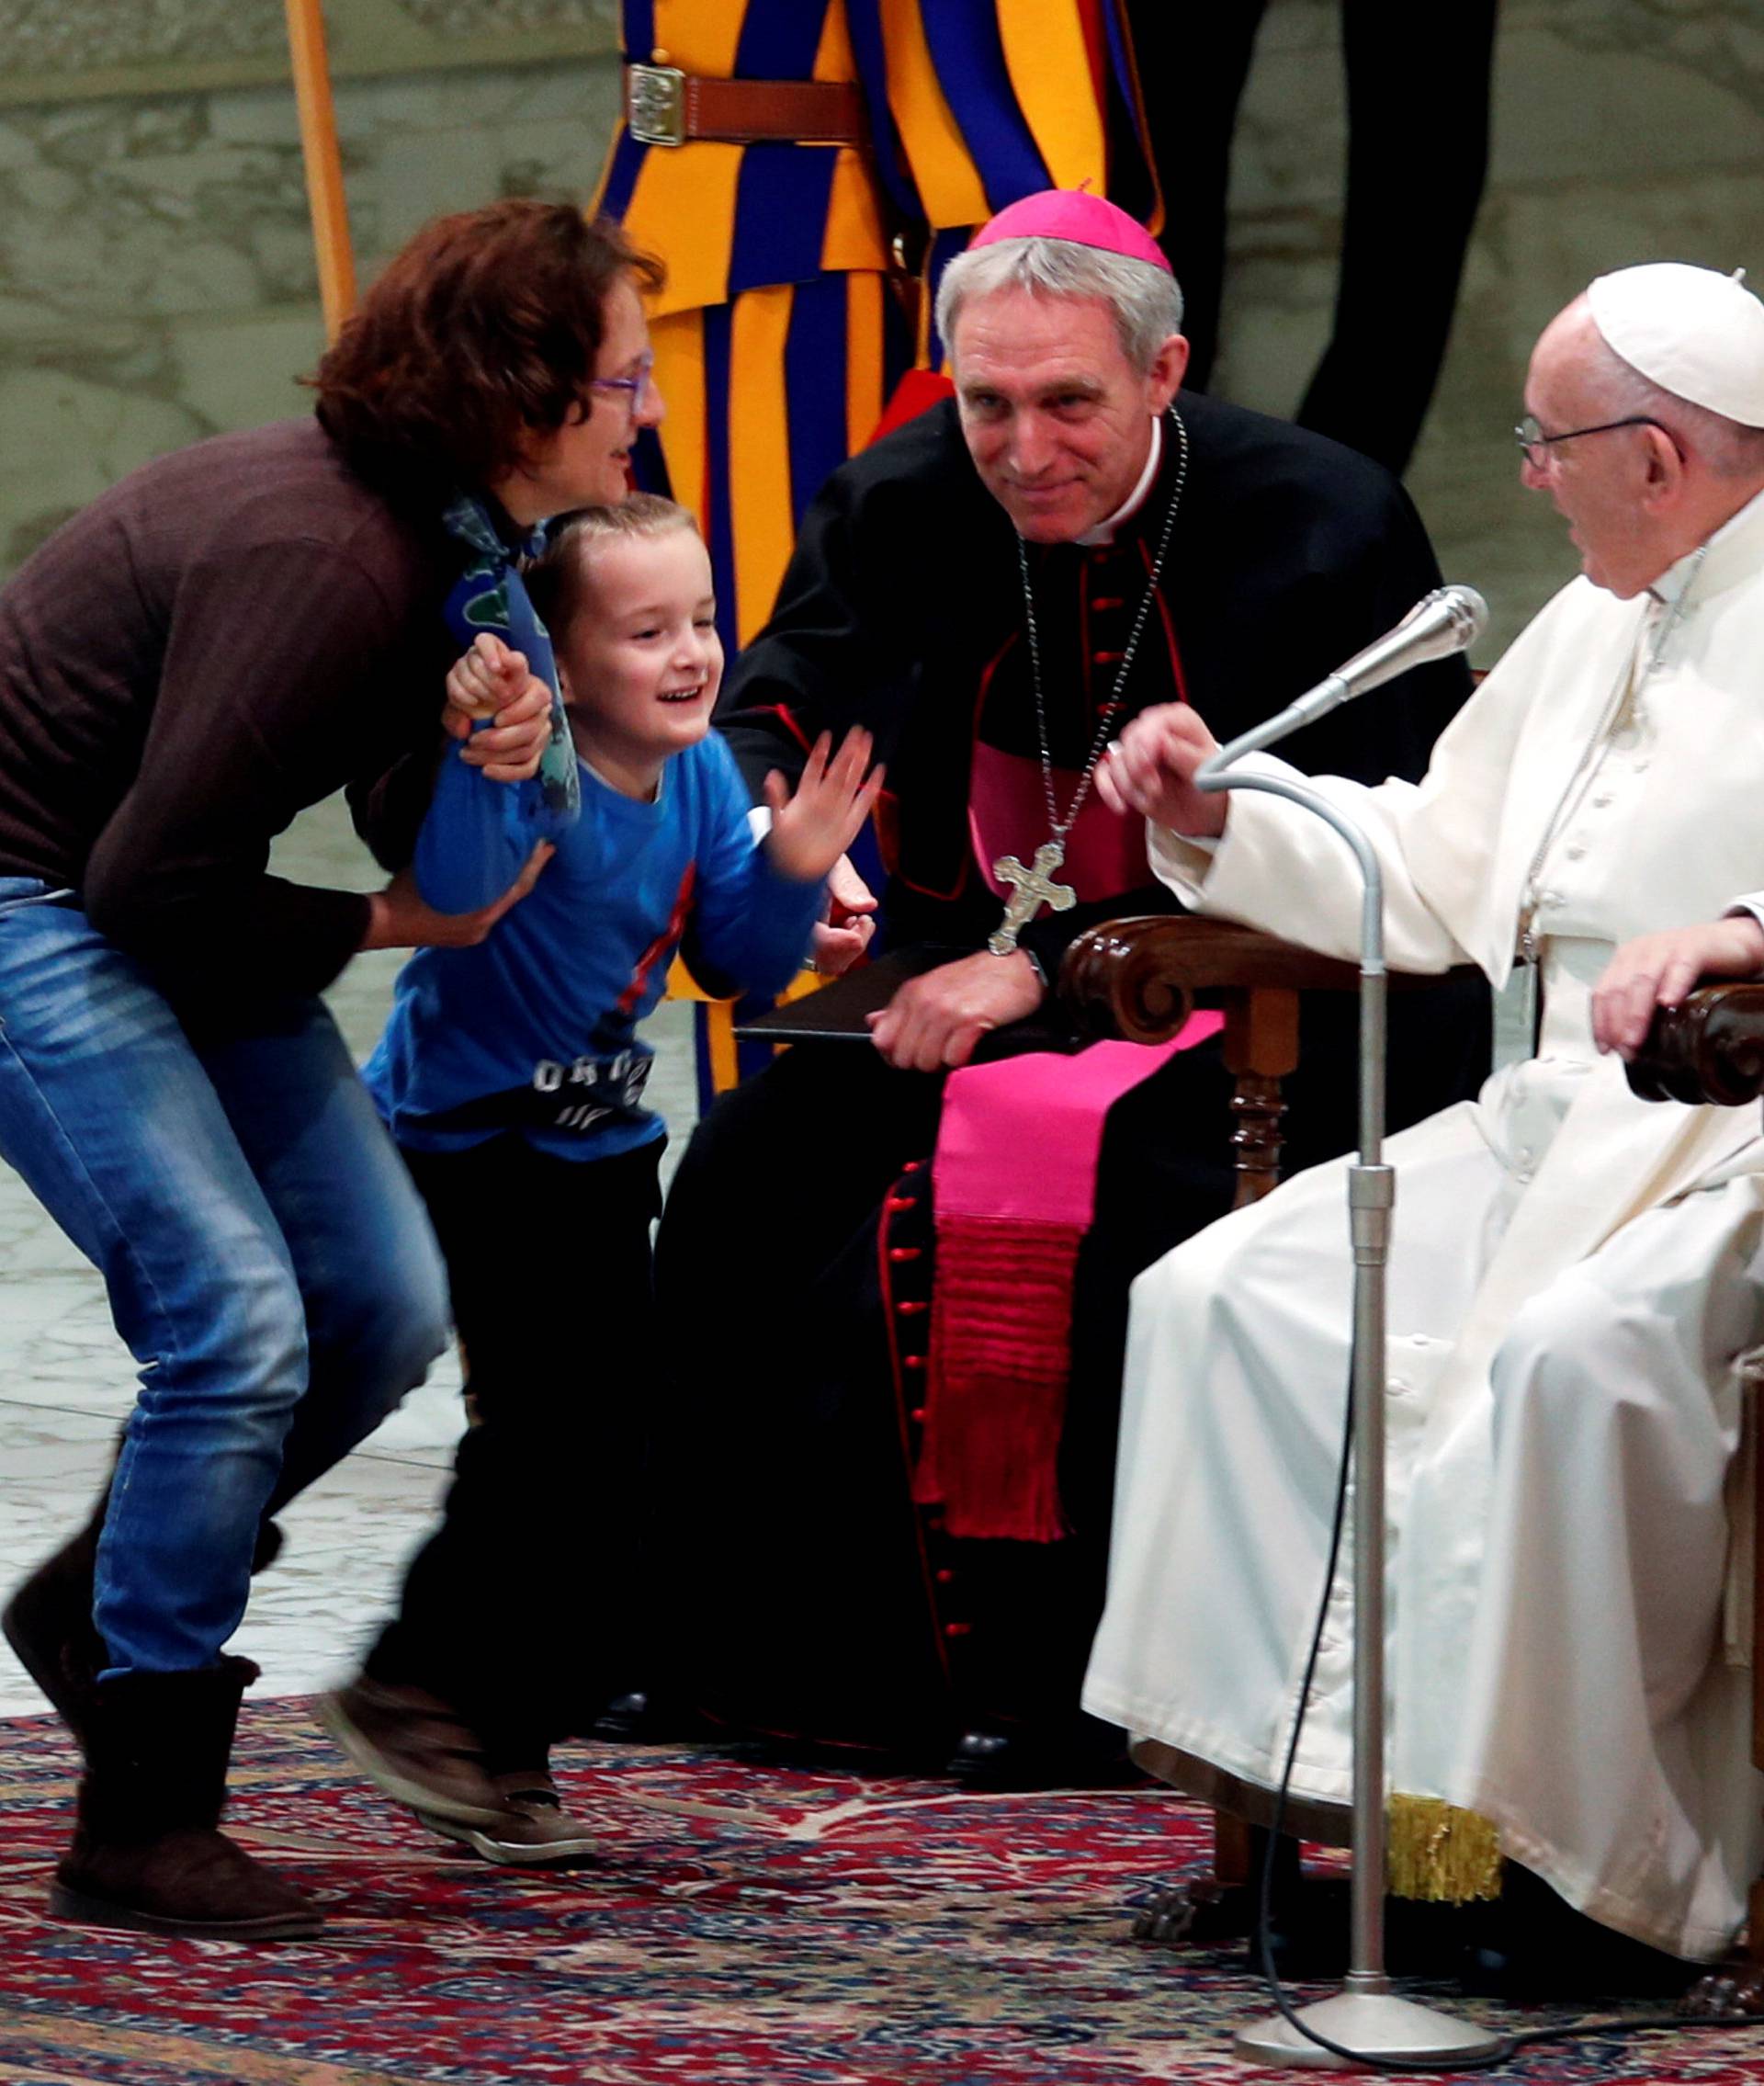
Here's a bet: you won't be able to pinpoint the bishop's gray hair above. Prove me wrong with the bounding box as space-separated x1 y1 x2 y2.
935 236 1185 374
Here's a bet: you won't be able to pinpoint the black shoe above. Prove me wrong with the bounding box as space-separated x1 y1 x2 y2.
1460 1864 1695 2001
1133 1851 1473 1980
943 1722 1141 1791
589 1689 715 1744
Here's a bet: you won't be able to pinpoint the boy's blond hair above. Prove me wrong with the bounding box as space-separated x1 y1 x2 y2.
525 493 702 640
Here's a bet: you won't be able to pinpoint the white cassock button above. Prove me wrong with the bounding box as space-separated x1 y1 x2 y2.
1566 840 1586 859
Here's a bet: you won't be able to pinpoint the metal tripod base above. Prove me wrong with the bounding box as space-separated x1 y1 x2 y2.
1234 1988 1508 2069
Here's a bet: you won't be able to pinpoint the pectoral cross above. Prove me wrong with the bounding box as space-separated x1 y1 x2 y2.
988 839 1077 955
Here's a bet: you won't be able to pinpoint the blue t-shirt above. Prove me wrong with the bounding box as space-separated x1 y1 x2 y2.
363 734 822 1162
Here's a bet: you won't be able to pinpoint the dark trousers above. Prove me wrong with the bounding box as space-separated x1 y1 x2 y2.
1131 0 1498 475
367 1132 662 1772
650 971 1491 1757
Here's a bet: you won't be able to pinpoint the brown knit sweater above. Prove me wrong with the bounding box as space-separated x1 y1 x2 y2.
0 417 457 1010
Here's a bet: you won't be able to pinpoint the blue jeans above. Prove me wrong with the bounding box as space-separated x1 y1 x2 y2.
0 881 450 1674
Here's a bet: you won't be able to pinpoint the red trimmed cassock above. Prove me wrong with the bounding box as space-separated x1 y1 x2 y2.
650 387 1493 1762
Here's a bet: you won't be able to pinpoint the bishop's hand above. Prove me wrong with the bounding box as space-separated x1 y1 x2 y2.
811 852 878 977
1097 703 1227 839
865 948 1044 1072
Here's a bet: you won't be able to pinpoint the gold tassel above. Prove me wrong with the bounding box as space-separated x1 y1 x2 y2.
1386 1795 1503 1904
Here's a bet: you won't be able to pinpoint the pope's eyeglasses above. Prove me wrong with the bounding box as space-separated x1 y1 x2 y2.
1514 412 1682 468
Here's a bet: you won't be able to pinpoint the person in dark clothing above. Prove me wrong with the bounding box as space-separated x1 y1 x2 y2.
1126 0 1498 476
647 188 1491 1782
0 198 662 1941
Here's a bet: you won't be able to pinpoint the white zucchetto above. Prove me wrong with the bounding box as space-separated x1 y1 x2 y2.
1587 263 1764 427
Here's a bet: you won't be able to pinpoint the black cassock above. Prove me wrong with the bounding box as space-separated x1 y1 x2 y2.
651 395 1490 1763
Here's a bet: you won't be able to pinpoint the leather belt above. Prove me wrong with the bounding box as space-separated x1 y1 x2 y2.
626 63 865 149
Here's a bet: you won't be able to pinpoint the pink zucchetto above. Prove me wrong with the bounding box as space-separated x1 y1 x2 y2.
1587 263 1764 427
969 189 1171 276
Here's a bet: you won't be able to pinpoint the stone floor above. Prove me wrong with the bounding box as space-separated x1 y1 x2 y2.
0 792 701 1717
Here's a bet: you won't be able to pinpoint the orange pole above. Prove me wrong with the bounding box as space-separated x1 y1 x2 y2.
284 0 357 341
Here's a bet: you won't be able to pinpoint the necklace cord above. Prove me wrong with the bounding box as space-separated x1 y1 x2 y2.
1014 405 1190 842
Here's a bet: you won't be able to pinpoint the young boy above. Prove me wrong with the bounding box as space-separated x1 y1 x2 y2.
323 496 880 1863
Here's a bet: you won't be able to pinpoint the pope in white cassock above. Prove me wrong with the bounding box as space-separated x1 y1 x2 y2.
1084 262 1764 1977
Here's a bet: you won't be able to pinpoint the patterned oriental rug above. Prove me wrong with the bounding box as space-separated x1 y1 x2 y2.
0 1701 1760 2085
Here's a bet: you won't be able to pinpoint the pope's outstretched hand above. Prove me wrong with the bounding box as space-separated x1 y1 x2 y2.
1097 703 1227 838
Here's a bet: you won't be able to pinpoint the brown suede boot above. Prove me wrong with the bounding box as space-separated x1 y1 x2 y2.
3 1448 282 1757
2 1457 118 1752
50 1656 322 1941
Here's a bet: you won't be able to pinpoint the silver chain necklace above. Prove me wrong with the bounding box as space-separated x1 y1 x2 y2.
988 405 1190 956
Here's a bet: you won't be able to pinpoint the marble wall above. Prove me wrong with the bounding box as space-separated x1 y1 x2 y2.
1 0 1762 649
0 1 619 573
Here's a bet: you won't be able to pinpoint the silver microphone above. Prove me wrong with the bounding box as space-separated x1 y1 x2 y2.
1326 584 1487 701
1235 585 1487 754
1193 585 1487 782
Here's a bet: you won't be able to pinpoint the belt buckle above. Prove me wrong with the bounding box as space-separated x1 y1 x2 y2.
628 63 686 148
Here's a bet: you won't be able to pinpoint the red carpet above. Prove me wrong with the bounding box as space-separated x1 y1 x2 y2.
0 1699 1758 2083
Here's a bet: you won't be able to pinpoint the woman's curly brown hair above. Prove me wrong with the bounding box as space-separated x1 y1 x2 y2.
311 199 663 495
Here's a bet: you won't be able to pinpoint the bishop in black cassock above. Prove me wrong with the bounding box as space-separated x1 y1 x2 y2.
646 215 1490 1776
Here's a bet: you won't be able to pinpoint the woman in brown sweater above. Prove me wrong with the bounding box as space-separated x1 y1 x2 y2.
0 198 661 1942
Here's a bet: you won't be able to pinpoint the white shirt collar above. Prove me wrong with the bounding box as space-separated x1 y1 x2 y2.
1650 481 1764 608
1073 414 1163 547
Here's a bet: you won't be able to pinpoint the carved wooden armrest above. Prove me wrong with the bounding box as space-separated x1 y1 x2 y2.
1058 914 1363 1044
1057 915 1370 1212
1631 978 1764 1986
1626 981 1764 1108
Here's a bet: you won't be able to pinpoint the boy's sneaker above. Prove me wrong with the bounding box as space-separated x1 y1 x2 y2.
319 1677 508 1828
425 1771 598 1867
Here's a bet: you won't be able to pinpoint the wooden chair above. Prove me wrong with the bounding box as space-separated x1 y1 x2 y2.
1627 979 1764 2012
664 954 829 1108
1059 916 1764 1999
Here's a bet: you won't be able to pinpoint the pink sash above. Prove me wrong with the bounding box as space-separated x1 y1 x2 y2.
912 1019 1221 1542
910 743 1223 1540
967 743 1148 904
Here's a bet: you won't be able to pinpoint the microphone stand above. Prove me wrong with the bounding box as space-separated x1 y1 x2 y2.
1193 721 1505 2069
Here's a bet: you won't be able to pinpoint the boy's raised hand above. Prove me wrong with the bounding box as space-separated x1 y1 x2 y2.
444 631 556 782
763 729 885 886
